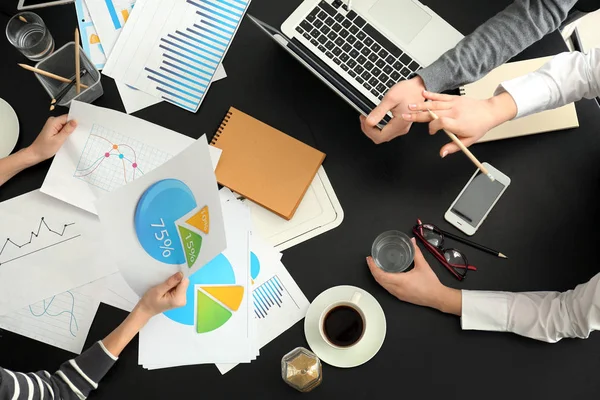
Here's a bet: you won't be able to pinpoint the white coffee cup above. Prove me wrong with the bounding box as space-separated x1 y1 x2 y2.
318 292 366 349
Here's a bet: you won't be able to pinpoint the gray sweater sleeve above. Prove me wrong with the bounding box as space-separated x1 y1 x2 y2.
416 0 577 92
0 341 117 399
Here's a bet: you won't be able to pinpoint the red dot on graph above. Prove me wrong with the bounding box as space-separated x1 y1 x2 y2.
104 153 110 157
132 163 138 168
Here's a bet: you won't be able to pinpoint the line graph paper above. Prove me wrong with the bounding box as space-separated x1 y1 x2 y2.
0 287 101 354
0 217 79 266
73 124 171 191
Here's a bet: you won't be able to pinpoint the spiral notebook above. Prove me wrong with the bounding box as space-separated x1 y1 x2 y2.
461 56 579 143
210 107 326 220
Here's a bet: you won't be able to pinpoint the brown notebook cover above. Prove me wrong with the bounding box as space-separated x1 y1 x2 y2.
210 107 326 220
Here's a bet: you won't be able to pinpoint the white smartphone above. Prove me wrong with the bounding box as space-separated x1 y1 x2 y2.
444 163 510 236
17 0 73 10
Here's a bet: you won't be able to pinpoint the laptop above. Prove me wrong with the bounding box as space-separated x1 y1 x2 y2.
248 0 463 124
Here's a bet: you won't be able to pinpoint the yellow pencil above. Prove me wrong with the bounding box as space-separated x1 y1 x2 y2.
427 109 494 181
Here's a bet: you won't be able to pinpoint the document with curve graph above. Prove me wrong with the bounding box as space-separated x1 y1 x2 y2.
0 190 116 316
40 101 221 215
0 283 102 354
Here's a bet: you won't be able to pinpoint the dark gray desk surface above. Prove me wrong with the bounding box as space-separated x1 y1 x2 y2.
1 1 600 399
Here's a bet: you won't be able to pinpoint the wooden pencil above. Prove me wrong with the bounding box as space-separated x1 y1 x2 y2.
18 64 89 88
427 109 495 181
18 16 28 23
74 28 81 94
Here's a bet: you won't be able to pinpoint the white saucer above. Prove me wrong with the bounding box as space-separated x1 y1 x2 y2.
0 98 19 158
305 285 386 368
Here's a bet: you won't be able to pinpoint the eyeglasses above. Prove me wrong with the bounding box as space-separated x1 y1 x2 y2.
412 220 475 281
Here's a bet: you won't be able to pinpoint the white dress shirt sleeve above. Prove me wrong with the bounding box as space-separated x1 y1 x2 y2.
494 49 600 118
461 273 600 343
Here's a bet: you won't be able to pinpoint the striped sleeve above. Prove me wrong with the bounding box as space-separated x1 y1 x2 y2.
0 341 117 400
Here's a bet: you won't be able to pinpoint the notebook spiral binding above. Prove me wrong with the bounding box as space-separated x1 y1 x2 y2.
459 86 466 96
210 110 233 145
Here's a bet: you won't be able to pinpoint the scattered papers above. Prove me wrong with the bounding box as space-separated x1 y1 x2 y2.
0 283 102 354
139 199 253 367
41 101 221 214
96 138 226 296
0 190 117 316
103 0 250 112
84 0 227 114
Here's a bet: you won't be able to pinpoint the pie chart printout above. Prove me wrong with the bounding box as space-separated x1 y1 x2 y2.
163 254 244 333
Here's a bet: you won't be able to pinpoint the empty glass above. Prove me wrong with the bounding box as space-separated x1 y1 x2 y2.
6 12 54 61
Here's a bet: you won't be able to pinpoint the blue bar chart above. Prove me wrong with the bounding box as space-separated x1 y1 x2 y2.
149 0 247 111
253 276 294 319
104 0 250 112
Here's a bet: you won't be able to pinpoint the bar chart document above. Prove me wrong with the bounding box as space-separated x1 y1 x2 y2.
0 190 117 316
103 0 250 112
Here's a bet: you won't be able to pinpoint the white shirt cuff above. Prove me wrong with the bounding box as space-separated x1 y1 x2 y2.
494 73 553 119
461 290 511 332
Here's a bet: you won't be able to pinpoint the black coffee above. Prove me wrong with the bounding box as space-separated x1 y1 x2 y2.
323 305 364 347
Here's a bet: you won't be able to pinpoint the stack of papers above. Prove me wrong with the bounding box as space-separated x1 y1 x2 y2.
140 194 255 368
73 0 228 113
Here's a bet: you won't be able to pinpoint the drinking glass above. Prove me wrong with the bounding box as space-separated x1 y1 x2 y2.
6 12 55 61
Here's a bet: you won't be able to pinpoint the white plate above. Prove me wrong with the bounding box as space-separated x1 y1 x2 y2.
0 98 19 158
305 285 386 368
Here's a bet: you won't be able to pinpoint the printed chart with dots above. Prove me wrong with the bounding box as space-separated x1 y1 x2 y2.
73 124 171 192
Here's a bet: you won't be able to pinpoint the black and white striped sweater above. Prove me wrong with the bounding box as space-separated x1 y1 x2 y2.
0 341 116 399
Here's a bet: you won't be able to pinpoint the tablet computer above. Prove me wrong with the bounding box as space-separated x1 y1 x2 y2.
18 0 74 10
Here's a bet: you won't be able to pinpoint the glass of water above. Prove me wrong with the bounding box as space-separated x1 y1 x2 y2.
5 12 55 61
371 230 414 273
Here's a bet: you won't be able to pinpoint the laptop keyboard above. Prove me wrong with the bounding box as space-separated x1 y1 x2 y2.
294 0 421 100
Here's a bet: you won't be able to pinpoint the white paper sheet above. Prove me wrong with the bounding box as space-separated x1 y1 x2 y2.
139 199 253 367
216 235 310 374
96 272 140 311
115 64 227 114
103 0 250 112
40 101 220 215
0 190 117 316
0 283 102 354
248 166 344 251
75 0 107 69
95 137 226 297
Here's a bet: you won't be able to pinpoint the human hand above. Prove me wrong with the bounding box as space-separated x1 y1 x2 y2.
360 76 426 144
401 91 517 157
26 115 77 163
136 272 189 319
367 238 461 315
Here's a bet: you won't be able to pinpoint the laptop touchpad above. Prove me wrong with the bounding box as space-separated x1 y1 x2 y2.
369 0 431 44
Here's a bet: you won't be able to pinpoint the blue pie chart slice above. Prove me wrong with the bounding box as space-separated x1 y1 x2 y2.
134 179 197 265
164 254 235 325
